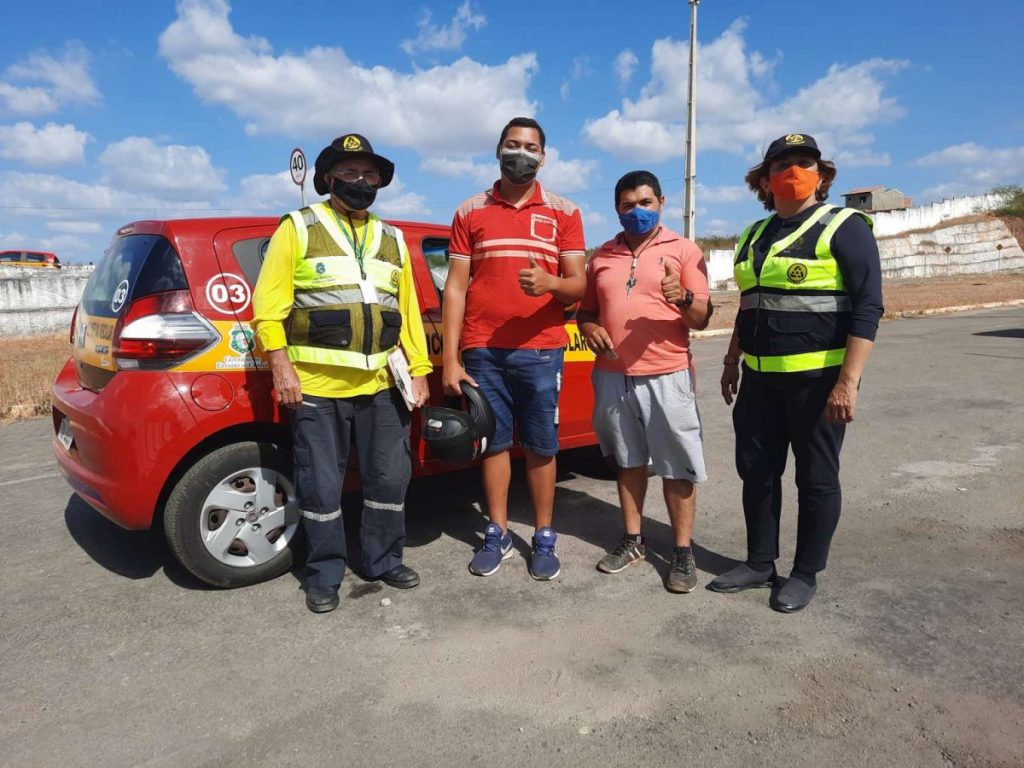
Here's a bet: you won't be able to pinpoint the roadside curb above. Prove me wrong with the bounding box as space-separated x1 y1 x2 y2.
692 298 1024 340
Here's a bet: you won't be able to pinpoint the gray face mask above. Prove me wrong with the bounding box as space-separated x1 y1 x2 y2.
500 149 542 185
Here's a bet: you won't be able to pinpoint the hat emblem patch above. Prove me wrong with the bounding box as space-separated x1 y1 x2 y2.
787 263 808 284
785 134 805 145
343 135 363 151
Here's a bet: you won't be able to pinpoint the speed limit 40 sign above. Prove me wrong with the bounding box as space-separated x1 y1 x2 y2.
289 147 306 186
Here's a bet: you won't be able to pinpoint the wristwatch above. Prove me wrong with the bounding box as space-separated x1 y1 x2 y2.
677 289 694 308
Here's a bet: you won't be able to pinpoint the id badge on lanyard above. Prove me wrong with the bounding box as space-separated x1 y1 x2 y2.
359 280 379 304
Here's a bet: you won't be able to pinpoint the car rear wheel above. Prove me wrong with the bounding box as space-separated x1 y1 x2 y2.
164 441 300 588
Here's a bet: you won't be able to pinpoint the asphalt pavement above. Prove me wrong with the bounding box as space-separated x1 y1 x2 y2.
1 307 1022 768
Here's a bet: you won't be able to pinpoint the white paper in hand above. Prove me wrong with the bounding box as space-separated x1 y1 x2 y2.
387 348 417 410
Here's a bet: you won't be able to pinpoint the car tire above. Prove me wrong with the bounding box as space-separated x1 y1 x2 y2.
164 441 301 588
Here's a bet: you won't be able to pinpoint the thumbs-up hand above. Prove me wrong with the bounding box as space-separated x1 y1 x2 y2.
518 254 552 297
660 259 684 305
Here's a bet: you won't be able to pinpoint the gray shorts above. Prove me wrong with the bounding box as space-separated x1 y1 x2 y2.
592 367 707 482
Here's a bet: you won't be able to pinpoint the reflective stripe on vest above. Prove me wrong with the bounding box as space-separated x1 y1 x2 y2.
283 203 406 371
733 205 872 373
743 348 847 373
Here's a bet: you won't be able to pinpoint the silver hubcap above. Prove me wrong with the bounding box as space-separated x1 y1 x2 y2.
200 466 298 567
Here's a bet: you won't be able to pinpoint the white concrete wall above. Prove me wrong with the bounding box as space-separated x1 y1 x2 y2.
872 194 1000 237
707 249 735 289
877 216 1024 279
0 266 93 337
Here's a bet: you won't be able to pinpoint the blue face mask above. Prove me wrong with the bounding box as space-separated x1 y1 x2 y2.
618 206 660 235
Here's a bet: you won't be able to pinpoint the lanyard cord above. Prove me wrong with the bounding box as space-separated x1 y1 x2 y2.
331 208 368 276
622 226 661 296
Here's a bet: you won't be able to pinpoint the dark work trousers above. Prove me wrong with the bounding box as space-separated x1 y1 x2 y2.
733 365 847 574
290 388 412 589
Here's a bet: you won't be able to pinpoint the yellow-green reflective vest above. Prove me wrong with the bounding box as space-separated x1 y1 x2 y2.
733 205 872 373
283 202 406 371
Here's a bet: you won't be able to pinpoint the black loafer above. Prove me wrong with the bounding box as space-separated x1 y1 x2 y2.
305 586 340 613
377 564 420 589
770 577 817 613
706 563 777 593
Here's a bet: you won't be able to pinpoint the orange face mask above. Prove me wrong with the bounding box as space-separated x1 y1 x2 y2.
768 165 819 201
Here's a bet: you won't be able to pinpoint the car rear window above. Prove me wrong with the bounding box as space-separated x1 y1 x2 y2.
422 237 450 299
231 236 271 286
82 235 186 318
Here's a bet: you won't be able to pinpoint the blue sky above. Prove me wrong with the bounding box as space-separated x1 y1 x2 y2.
1 0 1021 262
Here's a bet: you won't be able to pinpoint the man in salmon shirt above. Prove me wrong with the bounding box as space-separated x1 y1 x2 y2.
442 117 587 581
577 170 713 593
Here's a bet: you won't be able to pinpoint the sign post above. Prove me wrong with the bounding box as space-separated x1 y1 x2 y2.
290 147 307 208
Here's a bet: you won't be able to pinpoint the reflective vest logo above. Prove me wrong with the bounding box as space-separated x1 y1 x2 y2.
785 134 805 145
316 262 326 274
343 135 363 151
390 270 401 288
787 263 808 284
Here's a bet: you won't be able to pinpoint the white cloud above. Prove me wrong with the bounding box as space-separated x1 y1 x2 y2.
0 121 90 166
615 49 638 90
584 20 904 164
695 183 748 203
420 146 596 194
46 220 103 234
420 155 496 187
702 218 734 235
375 176 430 219
0 170 217 219
0 44 100 116
833 148 891 167
560 55 592 101
914 142 1024 199
401 1 486 55
538 147 598 194
99 136 226 199
159 0 533 155
228 170 310 212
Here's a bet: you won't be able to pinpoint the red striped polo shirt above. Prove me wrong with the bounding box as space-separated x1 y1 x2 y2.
449 181 586 350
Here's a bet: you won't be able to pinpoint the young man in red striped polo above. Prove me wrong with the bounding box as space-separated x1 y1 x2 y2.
442 117 587 580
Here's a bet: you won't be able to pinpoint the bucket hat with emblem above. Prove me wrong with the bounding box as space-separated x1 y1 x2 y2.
313 133 395 195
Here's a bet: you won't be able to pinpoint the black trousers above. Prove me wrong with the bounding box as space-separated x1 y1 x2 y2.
290 388 412 588
733 366 846 574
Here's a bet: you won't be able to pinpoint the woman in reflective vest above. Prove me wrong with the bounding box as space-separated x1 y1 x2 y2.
709 133 884 613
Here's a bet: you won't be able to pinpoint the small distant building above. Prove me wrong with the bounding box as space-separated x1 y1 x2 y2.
843 186 913 213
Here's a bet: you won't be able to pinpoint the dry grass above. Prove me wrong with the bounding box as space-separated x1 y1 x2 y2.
0 333 71 423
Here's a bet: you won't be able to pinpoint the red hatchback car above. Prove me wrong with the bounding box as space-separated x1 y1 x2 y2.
52 217 597 588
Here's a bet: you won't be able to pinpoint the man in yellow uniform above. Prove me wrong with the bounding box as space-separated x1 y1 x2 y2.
253 133 432 613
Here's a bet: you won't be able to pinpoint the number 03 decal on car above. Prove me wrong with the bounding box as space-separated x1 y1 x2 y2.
205 273 252 314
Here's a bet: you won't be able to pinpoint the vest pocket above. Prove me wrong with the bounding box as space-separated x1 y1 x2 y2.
308 309 352 348
379 310 402 349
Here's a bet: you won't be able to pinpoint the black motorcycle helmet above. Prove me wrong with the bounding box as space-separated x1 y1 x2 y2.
422 382 496 465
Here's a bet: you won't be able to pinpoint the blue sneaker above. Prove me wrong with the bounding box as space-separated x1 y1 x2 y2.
469 523 514 576
529 527 561 580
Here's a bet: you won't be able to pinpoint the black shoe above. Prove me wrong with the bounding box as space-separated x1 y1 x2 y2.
706 563 777 593
770 576 817 613
377 564 420 589
305 586 340 613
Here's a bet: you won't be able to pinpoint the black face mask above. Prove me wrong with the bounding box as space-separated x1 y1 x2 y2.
499 149 541 185
331 177 377 211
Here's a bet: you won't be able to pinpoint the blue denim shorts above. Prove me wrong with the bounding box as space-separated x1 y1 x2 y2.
461 347 564 456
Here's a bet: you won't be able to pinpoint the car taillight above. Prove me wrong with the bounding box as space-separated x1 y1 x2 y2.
113 289 219 370
69 304 79 345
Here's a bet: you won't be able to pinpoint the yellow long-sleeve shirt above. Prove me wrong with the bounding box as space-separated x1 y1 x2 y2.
252 211 433 398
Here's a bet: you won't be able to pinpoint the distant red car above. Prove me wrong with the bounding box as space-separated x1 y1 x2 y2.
0 250 60 268
52 217 597 587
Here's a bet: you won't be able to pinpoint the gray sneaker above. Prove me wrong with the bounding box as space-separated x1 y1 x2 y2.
666 550 698 593
597 534 646 573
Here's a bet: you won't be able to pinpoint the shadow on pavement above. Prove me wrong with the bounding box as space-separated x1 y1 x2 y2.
63 494 217 590
972 328 1024 338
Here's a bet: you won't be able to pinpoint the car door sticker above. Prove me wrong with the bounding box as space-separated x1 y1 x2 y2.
205 273 252 314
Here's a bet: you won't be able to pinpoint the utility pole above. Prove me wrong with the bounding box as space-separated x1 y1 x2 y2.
683 0 699 239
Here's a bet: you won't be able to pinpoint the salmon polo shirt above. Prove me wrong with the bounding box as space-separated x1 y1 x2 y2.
449 181 586 350
580 226 710 376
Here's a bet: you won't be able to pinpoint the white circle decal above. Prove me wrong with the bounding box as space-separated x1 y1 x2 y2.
111 279 130 313
205 273 252 315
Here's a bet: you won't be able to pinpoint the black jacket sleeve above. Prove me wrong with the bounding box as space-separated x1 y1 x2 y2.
831 213 884 341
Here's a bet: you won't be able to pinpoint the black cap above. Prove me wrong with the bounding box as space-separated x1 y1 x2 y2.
313 133 395 195
764 133 821 163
